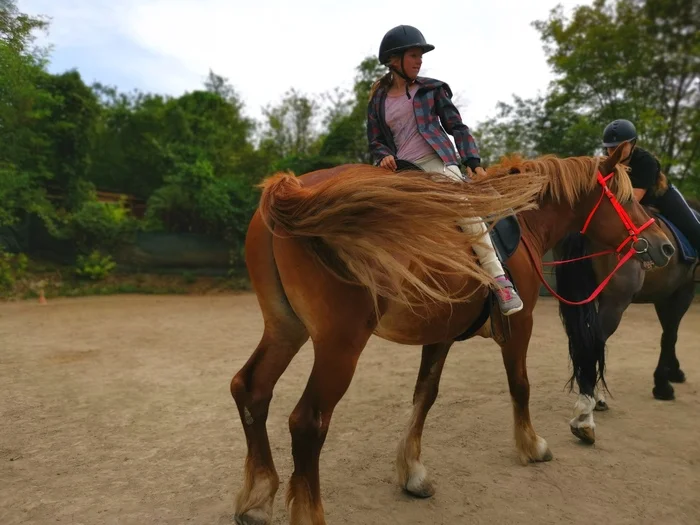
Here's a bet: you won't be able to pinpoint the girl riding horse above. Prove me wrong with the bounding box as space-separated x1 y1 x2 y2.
602 118 700 251
366 24 523 316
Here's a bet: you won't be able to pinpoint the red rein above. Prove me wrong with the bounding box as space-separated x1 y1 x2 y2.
523 171 655 306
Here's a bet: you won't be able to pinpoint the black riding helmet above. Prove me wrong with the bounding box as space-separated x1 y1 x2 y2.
378 25 434 99
379 25 434 64
602 119 637 147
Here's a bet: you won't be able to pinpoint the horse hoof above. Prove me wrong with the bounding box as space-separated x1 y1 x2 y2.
594 400 609 411
234 509 270 525
570 425 595 445
668 369 686 384
653 385 675 401
404 479 435 499
535 448 554 462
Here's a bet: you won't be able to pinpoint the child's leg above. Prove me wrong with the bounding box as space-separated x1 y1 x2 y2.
457 217 505 278
428 162 524 316
457 217 523 316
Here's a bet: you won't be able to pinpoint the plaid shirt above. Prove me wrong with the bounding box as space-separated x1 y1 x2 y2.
366 76 480 168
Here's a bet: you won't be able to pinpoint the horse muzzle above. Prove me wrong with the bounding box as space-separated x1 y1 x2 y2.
635 236 675 270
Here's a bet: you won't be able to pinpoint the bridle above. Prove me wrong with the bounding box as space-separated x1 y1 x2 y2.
522 170 656 306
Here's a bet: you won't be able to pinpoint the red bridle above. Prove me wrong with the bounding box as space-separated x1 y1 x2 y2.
523 170 656 306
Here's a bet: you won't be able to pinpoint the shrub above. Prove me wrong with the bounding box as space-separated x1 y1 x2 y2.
0 249 28 293
68 195 141 254
74 250 116 281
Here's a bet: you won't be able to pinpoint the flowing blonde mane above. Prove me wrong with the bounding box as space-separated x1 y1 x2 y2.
257 153 632 314
484 154 634 206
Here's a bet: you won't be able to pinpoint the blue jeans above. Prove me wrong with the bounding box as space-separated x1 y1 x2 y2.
654 184 700 251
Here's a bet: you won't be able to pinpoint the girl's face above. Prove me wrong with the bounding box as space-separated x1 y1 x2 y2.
606 141 634 164
390 47 423 79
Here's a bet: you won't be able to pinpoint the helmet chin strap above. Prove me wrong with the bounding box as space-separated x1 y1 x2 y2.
621 139 636 163
389 53 414 99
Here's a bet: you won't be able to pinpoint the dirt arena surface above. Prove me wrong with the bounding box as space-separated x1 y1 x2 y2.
1 294 699 524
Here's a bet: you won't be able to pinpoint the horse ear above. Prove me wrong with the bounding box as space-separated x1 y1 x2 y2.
600 141 632 175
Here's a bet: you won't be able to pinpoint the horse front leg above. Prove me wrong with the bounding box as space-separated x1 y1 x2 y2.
568 294 627 442
500 314 552 464
396 341 453 498
593 388 609 411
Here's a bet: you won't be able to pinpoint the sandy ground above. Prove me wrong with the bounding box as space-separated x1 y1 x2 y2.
1 294 699 525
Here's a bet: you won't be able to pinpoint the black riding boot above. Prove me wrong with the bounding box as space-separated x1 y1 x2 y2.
654 184 700 252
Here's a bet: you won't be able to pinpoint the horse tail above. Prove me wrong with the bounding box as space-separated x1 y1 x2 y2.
554 232 608 395
257 167 543 314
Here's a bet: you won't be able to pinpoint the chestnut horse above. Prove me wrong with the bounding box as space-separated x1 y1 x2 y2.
230 144 673 525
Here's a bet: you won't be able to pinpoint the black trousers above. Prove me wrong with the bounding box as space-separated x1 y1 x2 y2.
652 184 700 251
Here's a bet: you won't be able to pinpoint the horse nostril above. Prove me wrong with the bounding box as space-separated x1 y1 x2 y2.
662 243 675 257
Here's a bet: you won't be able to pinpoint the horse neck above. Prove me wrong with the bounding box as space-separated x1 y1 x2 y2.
520 198 579 257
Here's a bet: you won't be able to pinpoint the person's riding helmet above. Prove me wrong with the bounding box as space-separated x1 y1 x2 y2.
602 119 637 147
378 25 434 64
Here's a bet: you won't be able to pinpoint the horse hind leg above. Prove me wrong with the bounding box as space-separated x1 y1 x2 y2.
285 319 375 525
230 211 310 525
396 341 452 498
662 282 692 385
653 282 694 400
231 315 309 525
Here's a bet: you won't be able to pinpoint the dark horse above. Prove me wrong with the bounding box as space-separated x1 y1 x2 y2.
554 191 699 444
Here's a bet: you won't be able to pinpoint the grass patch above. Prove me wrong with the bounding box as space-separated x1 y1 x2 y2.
2 258 251 301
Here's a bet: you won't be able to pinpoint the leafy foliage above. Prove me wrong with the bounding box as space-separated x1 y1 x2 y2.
145 158 257 242
0 248 28 293
475 0 699 193
68 195 141 254
1 0 699 283
75 250 117 281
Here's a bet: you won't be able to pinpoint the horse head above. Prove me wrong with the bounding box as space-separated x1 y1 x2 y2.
578 142 674 269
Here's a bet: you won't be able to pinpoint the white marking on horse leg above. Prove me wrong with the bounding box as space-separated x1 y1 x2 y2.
234 462 278 524
594 389 608 410
244 406 254 425
535 436 551 460
396 396 434 497
511 401 553 463
405 461 429 495
570 394 596 431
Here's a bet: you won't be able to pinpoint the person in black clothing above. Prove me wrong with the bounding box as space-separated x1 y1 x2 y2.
602 119 700 253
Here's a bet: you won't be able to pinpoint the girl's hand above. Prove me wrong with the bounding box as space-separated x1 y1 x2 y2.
467 166 487 178
380 155 397 171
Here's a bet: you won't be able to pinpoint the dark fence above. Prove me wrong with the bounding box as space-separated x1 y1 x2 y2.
1 214 237 275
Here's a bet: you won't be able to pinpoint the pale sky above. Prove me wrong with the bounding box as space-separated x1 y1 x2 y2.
18 0 592 131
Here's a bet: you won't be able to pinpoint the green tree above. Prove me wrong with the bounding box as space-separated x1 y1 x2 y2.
319 56 385 164
87 87 172 198
145 157 256 242
473 97 543 166
0 0 56 229
88 76 257 199
475 0 699 195
532 0 699 177
259 88 321 159
39 69 102 209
